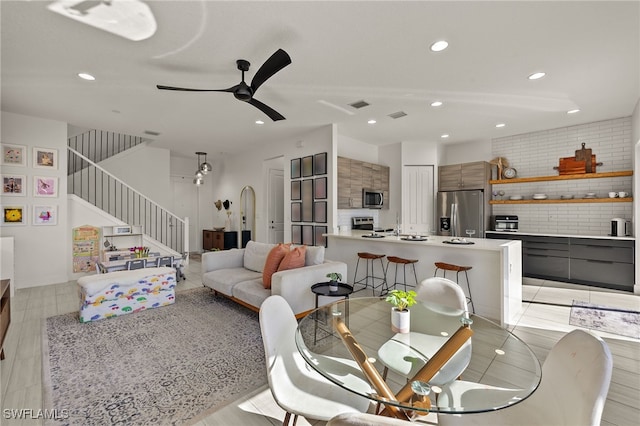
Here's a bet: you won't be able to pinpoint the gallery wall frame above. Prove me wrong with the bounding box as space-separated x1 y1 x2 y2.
33 205 58 226
291 180 301 200
302 224 314 246
291 158 301 179
34 176 58 197
314 177 327 199
301 179 314 222
2 174 26 196
1 205 26 226
291 224 302 244
313 152 327 175
314 226 328 247
302 155 314 177
313 201 327 223
1 143 27 167
291 202 301 222
33 147 58 169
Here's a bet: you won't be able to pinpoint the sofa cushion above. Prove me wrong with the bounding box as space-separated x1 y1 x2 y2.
305 245 325 266
244 241 276 273
278 245 307 272
263 243 290 289
233 279 271 310
202 267 262 296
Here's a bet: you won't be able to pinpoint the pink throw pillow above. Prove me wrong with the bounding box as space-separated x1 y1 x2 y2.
262 243 290 289
277 245 307 272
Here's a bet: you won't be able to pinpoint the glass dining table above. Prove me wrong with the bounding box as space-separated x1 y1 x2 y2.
295 297 542 419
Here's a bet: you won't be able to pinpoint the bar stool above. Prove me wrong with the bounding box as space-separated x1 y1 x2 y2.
386 256 419 291
353 252 388 295
433 261 475 313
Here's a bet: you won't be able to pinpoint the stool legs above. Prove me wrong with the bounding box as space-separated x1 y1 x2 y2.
388 262 418 292
354 257 388 296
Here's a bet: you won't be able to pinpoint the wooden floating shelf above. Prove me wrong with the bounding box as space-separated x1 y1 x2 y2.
489 170 633 185
490 197 633 205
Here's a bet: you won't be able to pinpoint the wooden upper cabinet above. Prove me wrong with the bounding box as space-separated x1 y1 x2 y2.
438 161 490 191
337 156 390 209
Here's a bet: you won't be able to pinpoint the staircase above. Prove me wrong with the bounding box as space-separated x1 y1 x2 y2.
67 131 188 255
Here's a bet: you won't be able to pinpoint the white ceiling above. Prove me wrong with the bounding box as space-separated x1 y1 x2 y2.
2 1 639 158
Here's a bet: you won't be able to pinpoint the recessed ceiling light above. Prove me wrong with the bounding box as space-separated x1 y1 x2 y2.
78 72 95 81
368 119 377 124
496 123 506 128
441 134 449 138
528 72 546 80
430 40 449 52
431 101 443 107
255 120 264 125
567 109 580 114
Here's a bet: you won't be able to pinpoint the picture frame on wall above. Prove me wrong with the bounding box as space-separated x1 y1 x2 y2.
33 205 57 226
33 147 58 169
291 202 301 222
313 152 327 175
301 179 313 222
302 224 314 246
1 143 27 167
291 180 301 200
315 226 328 247
314 176 327 199
34 176 58 197
2 174 26 196
291 225 302 244
313 201 327 223
302 155 314 177
1 205 26 226
291 158 301 179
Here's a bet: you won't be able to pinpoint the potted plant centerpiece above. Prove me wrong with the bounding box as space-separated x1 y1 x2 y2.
386 289 417 333
326 272 342 292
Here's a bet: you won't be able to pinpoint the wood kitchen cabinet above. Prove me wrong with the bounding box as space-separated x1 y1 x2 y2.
203 230 238 251
337 156 389 209
438 161 491 191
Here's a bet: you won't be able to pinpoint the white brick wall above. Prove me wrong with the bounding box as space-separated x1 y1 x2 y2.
492 117 633 236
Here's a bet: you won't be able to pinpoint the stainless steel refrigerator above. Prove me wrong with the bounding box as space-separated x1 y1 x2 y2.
436 190 486 237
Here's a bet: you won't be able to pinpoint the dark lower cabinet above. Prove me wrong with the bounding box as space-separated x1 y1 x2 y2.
203 230 238 251
487 232 635 291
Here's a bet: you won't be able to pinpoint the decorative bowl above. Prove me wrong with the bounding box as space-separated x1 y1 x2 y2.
213 227 225 231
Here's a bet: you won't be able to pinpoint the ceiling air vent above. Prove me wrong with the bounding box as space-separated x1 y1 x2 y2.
144 130 161 136
349 100 370 109
388 111 407 119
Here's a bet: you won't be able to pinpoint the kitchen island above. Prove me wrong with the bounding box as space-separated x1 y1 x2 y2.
325 231 522 325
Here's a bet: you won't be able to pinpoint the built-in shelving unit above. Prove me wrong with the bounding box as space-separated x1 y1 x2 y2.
489 170 633 204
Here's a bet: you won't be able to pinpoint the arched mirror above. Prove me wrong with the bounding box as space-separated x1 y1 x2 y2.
240 185 256 246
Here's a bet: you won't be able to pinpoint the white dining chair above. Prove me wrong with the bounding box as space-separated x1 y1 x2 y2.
378 277 472 386
327 412 412 425
437 329 613 426
260 295 373 425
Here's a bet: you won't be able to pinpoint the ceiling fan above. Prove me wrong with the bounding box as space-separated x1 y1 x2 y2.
157 48 291 121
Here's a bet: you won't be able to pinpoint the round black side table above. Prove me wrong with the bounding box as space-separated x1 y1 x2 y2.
310 282 354 343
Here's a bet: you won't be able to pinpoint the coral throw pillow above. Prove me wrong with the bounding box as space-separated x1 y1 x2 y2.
262 243 290 289
277 245 307 272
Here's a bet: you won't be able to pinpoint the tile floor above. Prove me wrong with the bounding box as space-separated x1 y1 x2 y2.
1 260 638 426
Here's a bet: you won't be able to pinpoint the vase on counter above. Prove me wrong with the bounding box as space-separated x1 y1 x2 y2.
391 308 410 333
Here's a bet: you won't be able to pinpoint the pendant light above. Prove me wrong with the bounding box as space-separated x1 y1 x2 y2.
199 152 212 175
193 152 205 185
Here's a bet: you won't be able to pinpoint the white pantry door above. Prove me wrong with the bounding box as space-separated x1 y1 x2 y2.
268 168 284 243
402 165 435 234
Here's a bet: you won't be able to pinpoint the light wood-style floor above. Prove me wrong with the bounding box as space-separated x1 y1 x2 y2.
1 260 638 426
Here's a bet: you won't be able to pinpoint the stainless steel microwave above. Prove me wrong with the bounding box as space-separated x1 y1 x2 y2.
363 188 384 209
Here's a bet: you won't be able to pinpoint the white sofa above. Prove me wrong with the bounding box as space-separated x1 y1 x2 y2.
201 241 347 317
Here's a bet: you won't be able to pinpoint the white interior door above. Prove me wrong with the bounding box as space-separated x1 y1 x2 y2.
171 175 198 253
402 165 435 234
268 168 284 243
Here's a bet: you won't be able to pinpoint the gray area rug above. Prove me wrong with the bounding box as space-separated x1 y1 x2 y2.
569 299 640 339
42 288 266 425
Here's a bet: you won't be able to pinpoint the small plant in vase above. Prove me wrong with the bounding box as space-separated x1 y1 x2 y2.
326 272 342 292
385 289 417 333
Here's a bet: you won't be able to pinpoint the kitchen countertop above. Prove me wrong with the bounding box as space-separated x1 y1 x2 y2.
327 230 517 251
485 230 635 241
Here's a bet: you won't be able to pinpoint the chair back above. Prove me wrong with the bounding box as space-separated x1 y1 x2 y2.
416 277 467 312
157 256 173 267
537 329 612 425
260 295 298 365
126 259 146 270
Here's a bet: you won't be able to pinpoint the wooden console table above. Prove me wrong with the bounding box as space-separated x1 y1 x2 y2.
0 279 10 360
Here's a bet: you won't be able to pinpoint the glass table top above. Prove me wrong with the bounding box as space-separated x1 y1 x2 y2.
295 297 542 416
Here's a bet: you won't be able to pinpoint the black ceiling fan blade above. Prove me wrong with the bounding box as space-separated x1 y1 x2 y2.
156 84 237 93
248 98 286 121
250 49 291 93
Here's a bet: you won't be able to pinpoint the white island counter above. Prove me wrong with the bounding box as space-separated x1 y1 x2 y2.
325 231 522 325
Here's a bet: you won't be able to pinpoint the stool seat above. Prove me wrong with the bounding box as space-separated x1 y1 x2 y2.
388 256 418 265
358 252 386 260
434 261 474 313
434 261 472 272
